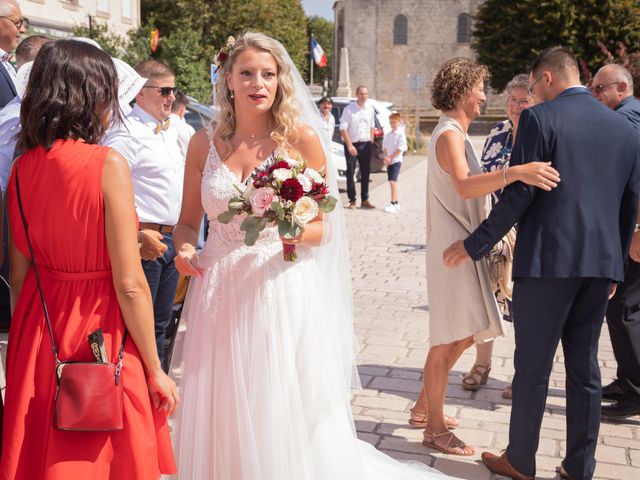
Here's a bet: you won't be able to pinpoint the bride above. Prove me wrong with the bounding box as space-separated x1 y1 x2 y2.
171 31 456 479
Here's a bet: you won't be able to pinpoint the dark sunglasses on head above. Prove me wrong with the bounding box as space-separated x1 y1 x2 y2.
143 86 179 97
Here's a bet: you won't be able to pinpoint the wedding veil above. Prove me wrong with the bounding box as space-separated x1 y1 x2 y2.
274 38 361 396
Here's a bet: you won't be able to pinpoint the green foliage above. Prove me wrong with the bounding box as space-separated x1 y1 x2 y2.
472 0 640 92
71 23 127 58
136 0 309 101
308 16 333 88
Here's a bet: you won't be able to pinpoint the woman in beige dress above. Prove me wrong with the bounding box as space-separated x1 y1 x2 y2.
411 58 561 455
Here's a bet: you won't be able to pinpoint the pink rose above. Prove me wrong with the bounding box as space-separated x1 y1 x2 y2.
250 187 275 217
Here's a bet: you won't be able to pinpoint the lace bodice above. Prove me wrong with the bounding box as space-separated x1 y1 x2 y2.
199 137 281 262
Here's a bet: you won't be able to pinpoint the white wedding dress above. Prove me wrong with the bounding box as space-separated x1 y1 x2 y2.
170 139 458 480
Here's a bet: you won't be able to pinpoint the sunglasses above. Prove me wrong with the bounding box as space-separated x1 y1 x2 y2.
0 16 25 28
590 82 620 94
143 86 179 97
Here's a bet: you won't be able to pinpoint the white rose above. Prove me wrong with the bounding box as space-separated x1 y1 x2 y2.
304 167 324 184
272 168 292 181
286 158 300 168
296 174 312 192
292 196 319 226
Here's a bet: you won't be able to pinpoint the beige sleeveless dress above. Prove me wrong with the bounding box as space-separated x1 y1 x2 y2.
425 116 503 346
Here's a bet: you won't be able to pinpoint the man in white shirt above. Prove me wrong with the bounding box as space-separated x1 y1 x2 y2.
318 96 335 143
0 0 24 108
339 85 376 209
169 91 196 159
115 59 183 369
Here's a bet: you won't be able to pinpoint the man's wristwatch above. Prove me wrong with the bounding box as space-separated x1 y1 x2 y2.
635 223 640 233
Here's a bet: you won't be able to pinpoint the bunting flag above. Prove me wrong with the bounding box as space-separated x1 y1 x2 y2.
311 36 327 68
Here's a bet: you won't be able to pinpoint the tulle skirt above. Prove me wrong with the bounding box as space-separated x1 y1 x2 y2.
170 237 456 479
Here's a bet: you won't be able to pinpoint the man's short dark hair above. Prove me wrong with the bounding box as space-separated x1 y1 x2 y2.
355 85 367 94
134 59 175 81
319 96 332 105
172 91 190 112
530 46 579 77
16 35 51 65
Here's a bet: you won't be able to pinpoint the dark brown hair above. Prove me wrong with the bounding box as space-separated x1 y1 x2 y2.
530 46 578 77
431 57 490 112
19 39 122 150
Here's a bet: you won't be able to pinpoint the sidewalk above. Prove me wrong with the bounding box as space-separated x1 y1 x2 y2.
344 153 640 479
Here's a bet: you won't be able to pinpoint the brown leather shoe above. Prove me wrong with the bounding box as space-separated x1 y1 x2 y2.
347 201 357 210
481 452 533 480
360 200 375 209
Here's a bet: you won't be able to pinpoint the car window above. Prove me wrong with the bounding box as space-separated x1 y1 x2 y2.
185 109 204 131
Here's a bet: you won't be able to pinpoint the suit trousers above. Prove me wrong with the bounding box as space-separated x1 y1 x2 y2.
141 233 180 367
506 277 610 480
344 141 372 203
605 259 640 401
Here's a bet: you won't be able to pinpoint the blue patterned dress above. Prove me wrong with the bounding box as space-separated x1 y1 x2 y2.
480 119 514 320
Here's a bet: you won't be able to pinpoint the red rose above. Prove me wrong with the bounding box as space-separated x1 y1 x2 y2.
269 160 291 173
253 170 268 187
310 182 328 200
280 178 304 202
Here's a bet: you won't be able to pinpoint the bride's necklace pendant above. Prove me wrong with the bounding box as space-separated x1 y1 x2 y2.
251 133 255 139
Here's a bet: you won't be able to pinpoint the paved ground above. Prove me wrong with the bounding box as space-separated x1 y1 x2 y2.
344 147 640 480
1 138 638 479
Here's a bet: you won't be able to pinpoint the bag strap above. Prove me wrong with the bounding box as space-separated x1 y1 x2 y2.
14 161 128 366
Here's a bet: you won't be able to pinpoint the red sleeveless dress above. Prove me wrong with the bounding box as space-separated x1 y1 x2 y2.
0 140 176 479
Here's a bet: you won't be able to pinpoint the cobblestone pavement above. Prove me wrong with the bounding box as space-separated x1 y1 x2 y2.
345 148 640 480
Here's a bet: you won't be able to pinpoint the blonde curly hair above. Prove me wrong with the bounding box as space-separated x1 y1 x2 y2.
431 57 490 112
215 31 299 157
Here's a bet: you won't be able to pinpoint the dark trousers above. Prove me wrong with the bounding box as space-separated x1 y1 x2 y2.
141 233 179 368
507 277 610 480
606 259 640 402
344 141 371 203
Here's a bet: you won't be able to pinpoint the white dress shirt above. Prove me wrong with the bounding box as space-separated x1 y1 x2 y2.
106 104 184 225
170 113 196 160
339 102 375 143
383 128 408 164
0 96 20 191
0 47 16 86
320 113 335 142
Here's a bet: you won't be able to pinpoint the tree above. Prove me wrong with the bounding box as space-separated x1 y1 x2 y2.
472 0 640 92
72 23 127 58
308 16 333 88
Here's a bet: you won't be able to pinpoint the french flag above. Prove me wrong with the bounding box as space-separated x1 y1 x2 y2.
311 36 327 68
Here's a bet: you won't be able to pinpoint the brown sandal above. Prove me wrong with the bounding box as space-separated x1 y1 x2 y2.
422 430 475 456
409 408 458 429
462 363 491 391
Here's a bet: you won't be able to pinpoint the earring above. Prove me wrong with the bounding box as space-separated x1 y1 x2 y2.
230 91 234 99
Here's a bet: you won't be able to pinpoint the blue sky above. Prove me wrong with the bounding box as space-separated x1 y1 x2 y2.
301 0 334 20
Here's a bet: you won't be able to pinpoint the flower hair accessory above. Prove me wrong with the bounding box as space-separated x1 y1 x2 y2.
215 36 236 68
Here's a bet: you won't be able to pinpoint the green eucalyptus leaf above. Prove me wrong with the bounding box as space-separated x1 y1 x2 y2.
217 210 236 224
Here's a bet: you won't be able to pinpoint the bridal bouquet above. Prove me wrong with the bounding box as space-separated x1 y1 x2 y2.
217 153 338 261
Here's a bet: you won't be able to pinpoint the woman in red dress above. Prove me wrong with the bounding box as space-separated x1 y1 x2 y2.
1 39 178 479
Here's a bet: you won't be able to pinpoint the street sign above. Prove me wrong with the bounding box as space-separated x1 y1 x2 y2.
210 64 219 85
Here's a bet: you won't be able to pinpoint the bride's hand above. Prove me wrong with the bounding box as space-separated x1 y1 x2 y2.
280 231 304 245
175 244 205 277
510 162 561 191
146 369 179 416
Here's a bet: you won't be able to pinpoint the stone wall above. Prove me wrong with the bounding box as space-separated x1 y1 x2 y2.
334 0 508 116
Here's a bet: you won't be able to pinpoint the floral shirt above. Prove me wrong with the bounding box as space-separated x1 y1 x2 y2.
480 119 513 203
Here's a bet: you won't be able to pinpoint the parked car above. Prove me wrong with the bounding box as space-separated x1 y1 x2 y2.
315 96 395 172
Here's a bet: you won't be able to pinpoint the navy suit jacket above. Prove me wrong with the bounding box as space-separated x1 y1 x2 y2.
0 64 16 109
464 87 640 282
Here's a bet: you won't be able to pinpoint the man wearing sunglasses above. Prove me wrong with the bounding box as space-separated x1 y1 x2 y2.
591 63 640 421
0 1 25 109
117 59 183 372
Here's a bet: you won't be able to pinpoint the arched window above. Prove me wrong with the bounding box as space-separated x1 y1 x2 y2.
457 13 471 44
393 14 408 45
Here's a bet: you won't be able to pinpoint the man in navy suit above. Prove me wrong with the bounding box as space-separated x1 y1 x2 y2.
0 0 24 108
444 47 640 480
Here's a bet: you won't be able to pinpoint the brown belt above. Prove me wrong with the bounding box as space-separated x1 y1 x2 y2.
139 222 174 234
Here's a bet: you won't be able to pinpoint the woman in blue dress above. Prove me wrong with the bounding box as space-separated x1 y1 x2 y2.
461 74 534 399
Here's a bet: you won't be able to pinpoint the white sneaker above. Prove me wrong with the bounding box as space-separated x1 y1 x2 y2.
384 203 398 213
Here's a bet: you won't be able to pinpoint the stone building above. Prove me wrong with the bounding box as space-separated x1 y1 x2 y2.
22 0 140 38
333 0 505 116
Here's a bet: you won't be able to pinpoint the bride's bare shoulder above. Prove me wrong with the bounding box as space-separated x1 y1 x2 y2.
291 123 325 170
